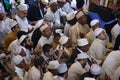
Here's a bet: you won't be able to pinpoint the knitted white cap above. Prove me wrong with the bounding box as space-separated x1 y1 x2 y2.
77 38 88 46
18 4 28 11
94 28 104 37
66 12 75 21
90 19 99 27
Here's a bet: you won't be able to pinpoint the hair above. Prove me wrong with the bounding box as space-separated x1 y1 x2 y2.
20 37 28 46
43 44 52 53
17 31 27 39
34 56 44 67
11 25 16 31
53 33 61 38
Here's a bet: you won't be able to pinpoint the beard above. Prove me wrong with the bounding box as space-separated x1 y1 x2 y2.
82 62 87 68
25 44 33 50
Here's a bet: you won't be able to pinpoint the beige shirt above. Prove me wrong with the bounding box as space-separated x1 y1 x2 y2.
69 22 90 45
67 61 86 80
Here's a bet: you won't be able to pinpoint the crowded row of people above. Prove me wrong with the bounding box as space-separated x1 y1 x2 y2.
0 0 120 80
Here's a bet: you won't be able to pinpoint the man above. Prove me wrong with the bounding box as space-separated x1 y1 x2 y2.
55 63 68 80
15 4 34 34
85 19 113 49
12 55 27 80
28 56 45 80
67 53 89 80
45 0 61 28
3 20 20 50
69 38 90 64
27 0 48 23
40 44 63 68
64 12 77 36
80 64 102 80
69 11 90 46
43 60 60 80
88 28 109 64
37 24 53 47
101 50 120 80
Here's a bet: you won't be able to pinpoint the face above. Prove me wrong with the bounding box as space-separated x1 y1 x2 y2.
78 15 87 25
13 24 20 33
50 3 58 13
48 48 54 57
18 59 26 68
43 27 52 38
19 10 27 19
54 36 60 43
92 23 100 31
80 44 90 52
98 31 106 40
81 59 88 68
25 37 33 49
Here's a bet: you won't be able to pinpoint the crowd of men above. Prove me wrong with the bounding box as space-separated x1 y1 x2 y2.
0 0 120 80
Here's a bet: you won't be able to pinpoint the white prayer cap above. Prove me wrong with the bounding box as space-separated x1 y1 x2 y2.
41 0 49 6
76 11 84 19
18 4 28 11
66 12 75 21
59 35 68 45
10 20 17 29
90 64 102 75
55 29 63 34
13 55 23 65
94 28 104 37
58 0 66 2
40 24 49 32
19 35 27 44
49 0 57 5
58 63 68 73
90 19 99 27
77 38 88 46
48 60 60 69
84 77 95 80
77 53 89 59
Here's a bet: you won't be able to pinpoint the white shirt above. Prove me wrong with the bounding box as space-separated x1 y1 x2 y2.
8 39 20 54
88 38 107 64
101 50 120 80
15 15 32 32
62 2 76 14
28 66 41 80
37 35 53 47
46 8 61 28
111 23 120 45
15 66 24 80
113 66 120 80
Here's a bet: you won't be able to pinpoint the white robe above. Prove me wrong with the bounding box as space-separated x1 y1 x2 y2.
15 15 32 32
37 35 53 47
28 66 41 80
113 66 120 80
88 38 107 64
101 50 120 80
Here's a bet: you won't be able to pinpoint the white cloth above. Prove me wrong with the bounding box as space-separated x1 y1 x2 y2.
62 2 76 14
54 76 65 80
21 46 32 64
111 23 120 45
113 66 120 80
64 23 72 36
8 39 20 55
101 50 120 80
45 8 61 28
15 15 32 32
43 71 54 80
15 66 24 80
28 66 41 80
37 35 53 47
88 39 107 64
67 61 86 80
